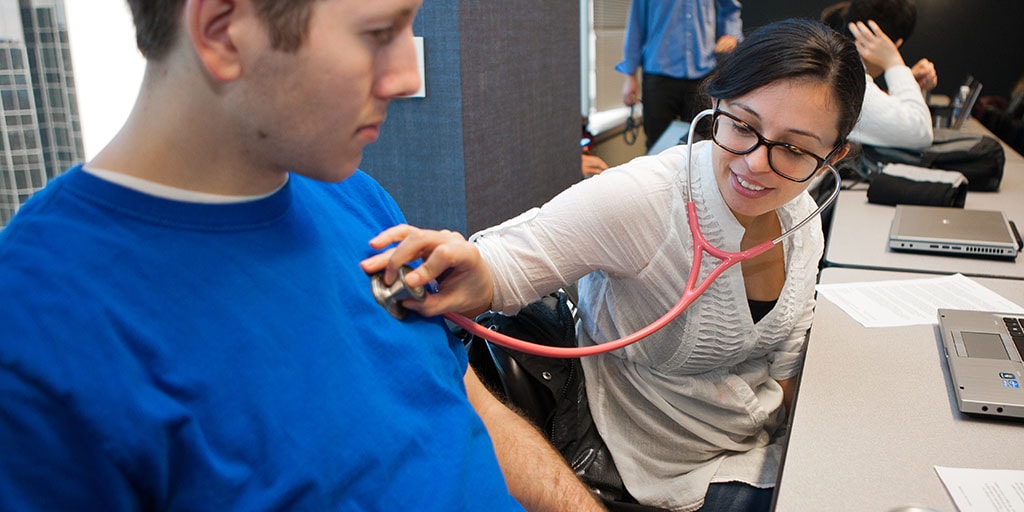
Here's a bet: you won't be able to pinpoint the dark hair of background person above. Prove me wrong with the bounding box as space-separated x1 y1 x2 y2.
820 1 850 33
126 0 318 60
843 0 917 44
702 18 866 145
743 0 1022 114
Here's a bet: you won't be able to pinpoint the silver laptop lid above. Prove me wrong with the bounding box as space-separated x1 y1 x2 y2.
937 308 1024 419
889 205 1019 258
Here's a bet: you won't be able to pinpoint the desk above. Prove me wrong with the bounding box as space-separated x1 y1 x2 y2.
824 119 1024 279
773 268 1024 512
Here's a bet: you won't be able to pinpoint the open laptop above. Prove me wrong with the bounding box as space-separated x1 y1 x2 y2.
952 77 983 129
929 75 983 129
888 204 1020 259
938 308 1024 419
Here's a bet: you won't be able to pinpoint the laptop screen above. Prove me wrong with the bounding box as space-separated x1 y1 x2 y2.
952 80 984 129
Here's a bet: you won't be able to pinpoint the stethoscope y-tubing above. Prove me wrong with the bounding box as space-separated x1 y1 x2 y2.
442 109 841 358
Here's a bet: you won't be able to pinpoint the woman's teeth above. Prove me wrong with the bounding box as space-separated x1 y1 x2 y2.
736 175 765 191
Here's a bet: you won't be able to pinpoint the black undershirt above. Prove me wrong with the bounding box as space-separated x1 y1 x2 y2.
748 299 778 324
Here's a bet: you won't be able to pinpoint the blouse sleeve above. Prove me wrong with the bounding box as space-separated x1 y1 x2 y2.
472 154 681 315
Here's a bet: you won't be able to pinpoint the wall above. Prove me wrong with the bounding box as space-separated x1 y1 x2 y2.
360 0 581 236
743 0 1024 101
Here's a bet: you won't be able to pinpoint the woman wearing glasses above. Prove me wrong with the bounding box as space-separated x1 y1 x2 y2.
363 18 865 512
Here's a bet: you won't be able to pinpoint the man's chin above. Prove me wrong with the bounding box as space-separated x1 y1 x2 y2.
333 165 361 183
296 161 361 184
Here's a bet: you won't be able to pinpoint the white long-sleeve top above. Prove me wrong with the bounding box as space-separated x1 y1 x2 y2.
472 142 823 511
848 67 934 149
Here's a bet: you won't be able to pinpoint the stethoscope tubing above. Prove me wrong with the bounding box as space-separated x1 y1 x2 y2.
444 109 842 358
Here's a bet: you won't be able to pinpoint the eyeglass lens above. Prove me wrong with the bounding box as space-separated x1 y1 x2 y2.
711 114 823 181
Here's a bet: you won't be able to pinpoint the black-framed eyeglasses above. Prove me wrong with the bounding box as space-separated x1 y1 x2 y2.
710 109 843 183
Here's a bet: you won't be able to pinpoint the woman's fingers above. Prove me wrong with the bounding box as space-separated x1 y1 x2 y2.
367 224 413 249
361 225 470 285
394 229 466 287
361 225 492 317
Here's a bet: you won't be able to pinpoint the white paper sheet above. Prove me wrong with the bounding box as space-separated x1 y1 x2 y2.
935 466 1024 512
815 273 1024 327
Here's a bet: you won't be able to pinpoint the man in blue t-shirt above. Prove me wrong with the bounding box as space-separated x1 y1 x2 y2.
0 1 603 510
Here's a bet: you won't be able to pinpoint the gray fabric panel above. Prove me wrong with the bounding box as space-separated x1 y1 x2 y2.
361 1 467 233
362 1 581 235
460 1 581 234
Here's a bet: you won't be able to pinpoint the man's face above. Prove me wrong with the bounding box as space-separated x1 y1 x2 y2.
232 0 423 183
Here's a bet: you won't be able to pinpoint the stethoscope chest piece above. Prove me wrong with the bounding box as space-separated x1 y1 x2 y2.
370 265 426 320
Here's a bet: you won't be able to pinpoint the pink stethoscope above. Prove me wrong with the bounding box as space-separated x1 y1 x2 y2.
373 109 842 358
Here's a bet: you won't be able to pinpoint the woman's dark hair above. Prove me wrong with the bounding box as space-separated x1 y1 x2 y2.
704 18 866 144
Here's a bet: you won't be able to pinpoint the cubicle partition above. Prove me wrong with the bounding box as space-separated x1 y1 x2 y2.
359 0 582 235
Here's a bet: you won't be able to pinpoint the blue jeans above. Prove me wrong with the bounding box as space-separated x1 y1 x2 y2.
698 482 774 512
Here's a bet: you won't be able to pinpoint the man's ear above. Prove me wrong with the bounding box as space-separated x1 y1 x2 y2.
185 0 244 82
894 38 904 49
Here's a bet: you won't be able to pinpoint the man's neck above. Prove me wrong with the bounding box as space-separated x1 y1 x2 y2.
88 81 289 197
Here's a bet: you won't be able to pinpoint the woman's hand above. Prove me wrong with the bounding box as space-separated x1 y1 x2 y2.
359 225 495 318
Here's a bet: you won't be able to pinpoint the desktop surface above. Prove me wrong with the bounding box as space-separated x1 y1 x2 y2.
824 119 1024 279
773 268 1024 512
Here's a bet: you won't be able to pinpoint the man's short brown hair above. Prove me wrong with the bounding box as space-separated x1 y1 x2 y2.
126 0 321 60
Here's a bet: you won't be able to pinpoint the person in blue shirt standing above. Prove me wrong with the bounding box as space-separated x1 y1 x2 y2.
617 0 743 152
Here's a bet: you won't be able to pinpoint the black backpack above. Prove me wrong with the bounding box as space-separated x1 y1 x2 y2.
861 128 1006 191
453 290 665 509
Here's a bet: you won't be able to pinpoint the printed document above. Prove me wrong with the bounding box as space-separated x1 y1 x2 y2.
815 273 1024 327
935 466 1024 512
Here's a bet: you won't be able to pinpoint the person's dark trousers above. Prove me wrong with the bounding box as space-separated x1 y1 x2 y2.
641 72 709 151
698 481 774 512
602 481 773 511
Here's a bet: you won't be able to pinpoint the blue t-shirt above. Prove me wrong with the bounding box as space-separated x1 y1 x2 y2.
0 167 523 511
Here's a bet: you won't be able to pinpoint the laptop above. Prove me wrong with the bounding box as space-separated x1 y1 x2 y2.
938 308 1024 419
888 204 1020 259
929 75 983 129
952 78 983 129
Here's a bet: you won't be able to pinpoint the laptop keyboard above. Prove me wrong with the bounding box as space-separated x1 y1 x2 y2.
1003 316 1024 359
